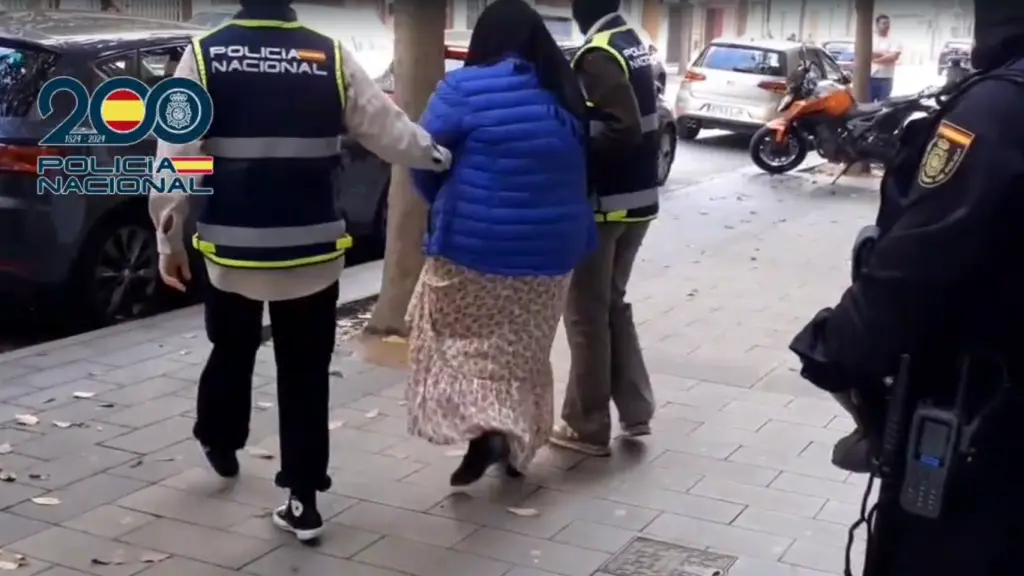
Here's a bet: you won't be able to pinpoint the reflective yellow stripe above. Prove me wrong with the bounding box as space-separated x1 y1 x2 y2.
192 234 353 269
571 27 632 77
333 39 347 108
191 36 207 87
595 211 656 223
227 19 303 28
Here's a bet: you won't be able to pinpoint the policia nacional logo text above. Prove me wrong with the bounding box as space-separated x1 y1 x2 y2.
208 46 329 76
917 120 975 188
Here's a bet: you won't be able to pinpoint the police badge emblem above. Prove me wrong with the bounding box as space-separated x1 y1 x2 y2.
164 91 193 131
917 120 974 188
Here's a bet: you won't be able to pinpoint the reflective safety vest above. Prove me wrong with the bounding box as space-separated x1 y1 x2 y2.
572 15 661 223
189 19 352 269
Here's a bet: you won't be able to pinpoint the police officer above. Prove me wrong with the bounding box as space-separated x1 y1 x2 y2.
789 1 1024 572
550 0 659 456
149 0 450 542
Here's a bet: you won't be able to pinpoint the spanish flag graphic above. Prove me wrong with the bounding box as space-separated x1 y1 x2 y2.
100 89 146 133
169 157 214 175
296 49 327 63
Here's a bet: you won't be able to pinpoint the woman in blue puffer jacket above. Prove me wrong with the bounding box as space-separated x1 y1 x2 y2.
405 0 594 487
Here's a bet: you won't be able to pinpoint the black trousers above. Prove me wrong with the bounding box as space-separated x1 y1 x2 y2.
193 282 338 493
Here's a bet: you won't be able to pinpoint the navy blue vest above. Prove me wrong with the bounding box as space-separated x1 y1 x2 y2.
190 20 350 269
572 15 660 222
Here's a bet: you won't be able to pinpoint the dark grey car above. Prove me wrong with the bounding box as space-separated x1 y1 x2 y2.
0 11 388 326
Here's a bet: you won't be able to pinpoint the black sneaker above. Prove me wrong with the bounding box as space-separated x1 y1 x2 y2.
202 445 239 478
272 493 323 542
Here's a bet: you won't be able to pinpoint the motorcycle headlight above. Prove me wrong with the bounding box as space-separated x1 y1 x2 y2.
777 94 793 112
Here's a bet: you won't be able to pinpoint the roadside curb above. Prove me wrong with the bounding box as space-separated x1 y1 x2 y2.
0 258 385 364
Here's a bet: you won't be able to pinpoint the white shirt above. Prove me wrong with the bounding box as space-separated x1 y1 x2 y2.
871 33 902 78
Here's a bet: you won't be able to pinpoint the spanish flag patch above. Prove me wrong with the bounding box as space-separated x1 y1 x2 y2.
917 120 974 188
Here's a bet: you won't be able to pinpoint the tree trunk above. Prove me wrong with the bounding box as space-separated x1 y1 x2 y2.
797 0 809 40
180 0 192 21
847 0 874 175
364 0 446 338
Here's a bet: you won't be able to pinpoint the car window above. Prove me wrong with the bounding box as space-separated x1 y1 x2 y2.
0 41 59 118
813 48 844 79
140 45 187 87
95 54 134 79
822 41 854 62
943 41 972 52
188 13 229 28
698 45 785 76
542 16 576 43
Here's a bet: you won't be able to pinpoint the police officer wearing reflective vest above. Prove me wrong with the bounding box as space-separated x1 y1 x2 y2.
789 0 1024 573
149 0 450 542
550 0 659 456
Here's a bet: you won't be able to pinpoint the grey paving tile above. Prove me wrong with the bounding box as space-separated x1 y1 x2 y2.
19 445 137 490
91 343 177 368
61 504 156 538
36 567 94 576
732 507 855 548
105 440 205 483
0 481 46 509
769 472 868 505
7 362 112 390
327 476 450 512
551 520 635 554
229 513 380 558
7 526 160 576
8 473 147 524
134 556 239 576
453 527 609 576
727 446 848 482
119 518 275 569
334 501 478 548
643 513 793 560
14 422 133 461
93 359 189 387
650 450 780 487
96 397 194 429
326 446 424 481
355 536 511 576
100 417 194 455
244 546 407 576
605 484 744 524
0 511 51 546
781 539 864 574
117 485 263 529
688 477 826 518
10 380 121 411
728 556 837 576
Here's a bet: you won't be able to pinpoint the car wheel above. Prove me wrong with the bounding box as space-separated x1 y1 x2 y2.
657 125 676 186
676 119 701 141
73 213 162 326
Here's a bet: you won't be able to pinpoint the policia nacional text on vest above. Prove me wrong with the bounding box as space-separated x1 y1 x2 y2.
189 19 353 269
571 15 661 223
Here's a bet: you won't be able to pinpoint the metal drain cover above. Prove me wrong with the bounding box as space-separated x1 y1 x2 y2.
599 537 738 576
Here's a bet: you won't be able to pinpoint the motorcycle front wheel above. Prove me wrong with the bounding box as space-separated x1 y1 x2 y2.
749 125 808 174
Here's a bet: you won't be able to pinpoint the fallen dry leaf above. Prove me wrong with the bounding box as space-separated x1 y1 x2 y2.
0 561 18 570
381 335 407 344
178 350 191 356
444 449 467 457
30 497 60 506
90 549 127 566
255 402 274 410
72 392 95 399
52 421 72 429
14 414 38 426
397 400 407 406
506 507 540 517
328 420 345 430
245 447 274 459
153 456 179 462
128 460 144 468
364 409 380 419
0 443 11 455
139 552 170 563
97 403 116 408
0 473 16 482
28 473 49 481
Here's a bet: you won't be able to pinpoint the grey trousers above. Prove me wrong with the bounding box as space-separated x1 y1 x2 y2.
560 222 655 445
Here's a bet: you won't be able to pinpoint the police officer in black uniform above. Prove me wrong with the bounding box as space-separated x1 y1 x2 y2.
551 0 660 457
151 0 449 542
789 1 1024 573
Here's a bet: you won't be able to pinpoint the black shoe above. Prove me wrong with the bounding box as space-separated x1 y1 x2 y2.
202 445 239 478
450 434 502 487
272 492 324 542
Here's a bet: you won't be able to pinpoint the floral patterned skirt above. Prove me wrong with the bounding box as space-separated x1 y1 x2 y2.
405 257 570 470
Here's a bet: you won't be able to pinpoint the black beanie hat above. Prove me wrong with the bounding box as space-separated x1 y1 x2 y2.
571 0 621 35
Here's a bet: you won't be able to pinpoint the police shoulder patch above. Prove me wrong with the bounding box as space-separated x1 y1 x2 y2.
917 120 975 188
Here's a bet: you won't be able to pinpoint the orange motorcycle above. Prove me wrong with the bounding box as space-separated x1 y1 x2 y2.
749 50 938 177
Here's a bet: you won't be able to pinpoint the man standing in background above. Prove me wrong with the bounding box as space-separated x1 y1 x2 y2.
871 14 903 101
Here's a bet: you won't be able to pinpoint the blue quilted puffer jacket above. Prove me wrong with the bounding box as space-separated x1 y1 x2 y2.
410 57 595 277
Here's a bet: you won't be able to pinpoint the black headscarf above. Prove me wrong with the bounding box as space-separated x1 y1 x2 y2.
971 0 1024 70
571 0 620 37
237 0 295 21
466 0 587 121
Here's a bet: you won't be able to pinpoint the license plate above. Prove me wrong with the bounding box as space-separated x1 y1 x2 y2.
705 104 743 117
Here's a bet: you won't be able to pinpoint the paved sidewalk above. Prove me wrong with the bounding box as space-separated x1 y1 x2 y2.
0 171 878 576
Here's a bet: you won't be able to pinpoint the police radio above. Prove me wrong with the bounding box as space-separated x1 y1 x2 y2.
898 356 1009 519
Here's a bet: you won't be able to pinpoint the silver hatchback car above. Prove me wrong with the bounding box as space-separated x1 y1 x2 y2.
675 39 809 139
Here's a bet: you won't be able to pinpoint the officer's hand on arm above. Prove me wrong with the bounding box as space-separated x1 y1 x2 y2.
340 45 451 172
790 81 1024 390
150 44 199 292
576 51 643 151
